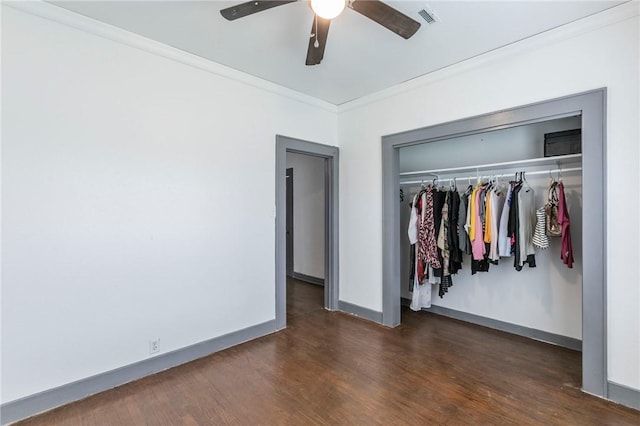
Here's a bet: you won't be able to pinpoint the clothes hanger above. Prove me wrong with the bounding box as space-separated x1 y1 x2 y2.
522 171 532 191
465 176 473 192
492 174 501 193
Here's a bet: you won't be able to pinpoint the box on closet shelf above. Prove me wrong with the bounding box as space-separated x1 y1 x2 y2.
543 129 582 157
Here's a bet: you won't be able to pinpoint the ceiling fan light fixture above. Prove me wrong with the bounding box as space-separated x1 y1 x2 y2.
310 0 345 19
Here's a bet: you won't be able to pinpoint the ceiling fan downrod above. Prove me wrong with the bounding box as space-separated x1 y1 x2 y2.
314 15 320 48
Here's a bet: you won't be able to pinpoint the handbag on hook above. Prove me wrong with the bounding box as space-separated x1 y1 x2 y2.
545 181 562 237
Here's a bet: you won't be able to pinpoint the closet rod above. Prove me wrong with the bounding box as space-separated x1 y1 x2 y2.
399 153 582 177
398 166 582 186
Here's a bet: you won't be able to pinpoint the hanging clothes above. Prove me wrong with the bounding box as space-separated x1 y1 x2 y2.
405 167 576 303
470 183 491 274
517 183 536 269
498 183 513 257
533 207 551 249
434 186 464 296
458 187 473 255
408 194 419 289
410 262 432 310
471 185 487 260
420 187 441 274
467 186 478 243
448 189 463 273
408 184 467 303
483 189 493 244
436 194 448 253
416 191 428 282
409 191 431 310
437 192 454 297
432 189 447 277
488 184 506 261
557 182 574 268
408 194 418 245
509 181 521 263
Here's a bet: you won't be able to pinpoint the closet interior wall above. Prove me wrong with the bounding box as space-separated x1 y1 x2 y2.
399 116 583 342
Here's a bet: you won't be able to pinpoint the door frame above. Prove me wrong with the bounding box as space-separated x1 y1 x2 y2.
285 167 294 277
275 135 339 330
381 89 607 398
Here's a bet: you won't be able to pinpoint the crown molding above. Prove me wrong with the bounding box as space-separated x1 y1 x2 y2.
4 1 637 115
337 1 639 113
3 1 338 114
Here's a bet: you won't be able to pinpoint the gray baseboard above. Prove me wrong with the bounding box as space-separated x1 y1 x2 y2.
401 298 581 351
608 381 640 410
291 272 324 286
338 301 383 324
1 320 277 425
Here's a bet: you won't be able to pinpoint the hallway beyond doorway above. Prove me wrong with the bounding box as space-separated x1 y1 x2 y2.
287 277 324 321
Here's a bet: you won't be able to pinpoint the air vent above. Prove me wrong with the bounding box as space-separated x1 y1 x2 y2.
418 5 438 24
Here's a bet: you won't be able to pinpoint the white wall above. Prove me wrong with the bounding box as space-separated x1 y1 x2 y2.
337 3 639 390
1 4 337 403
286 153 325 280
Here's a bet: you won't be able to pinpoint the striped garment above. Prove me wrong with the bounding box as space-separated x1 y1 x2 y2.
532 207 550 249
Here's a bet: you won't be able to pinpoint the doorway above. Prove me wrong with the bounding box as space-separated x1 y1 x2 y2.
285 154 325 321
380 89 607 398
275 135 339 330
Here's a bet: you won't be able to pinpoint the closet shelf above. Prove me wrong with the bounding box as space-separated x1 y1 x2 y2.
399 153 582 177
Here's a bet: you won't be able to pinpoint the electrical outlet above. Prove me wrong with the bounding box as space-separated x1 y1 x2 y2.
149 338 160 355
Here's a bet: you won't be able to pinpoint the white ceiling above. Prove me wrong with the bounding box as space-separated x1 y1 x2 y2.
51 1 624 105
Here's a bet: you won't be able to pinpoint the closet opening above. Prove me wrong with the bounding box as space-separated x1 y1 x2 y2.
399 115 583 350
381 89 607 399
275 135 339 330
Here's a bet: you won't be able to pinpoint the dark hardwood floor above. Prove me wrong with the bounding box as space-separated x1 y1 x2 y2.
17 279 639 425
286 276 324 321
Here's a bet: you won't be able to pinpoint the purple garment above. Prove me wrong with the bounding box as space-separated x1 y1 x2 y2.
557 182 574 268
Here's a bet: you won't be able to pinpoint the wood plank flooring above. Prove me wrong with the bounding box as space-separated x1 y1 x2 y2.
16 279 639 425
286 276 324 320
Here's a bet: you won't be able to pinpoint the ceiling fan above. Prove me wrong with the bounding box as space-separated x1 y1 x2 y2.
220 0 421 66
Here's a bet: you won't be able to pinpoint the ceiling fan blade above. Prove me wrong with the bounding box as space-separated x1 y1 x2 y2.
349 0 421 39
305 15 331 66
220 0 296 21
